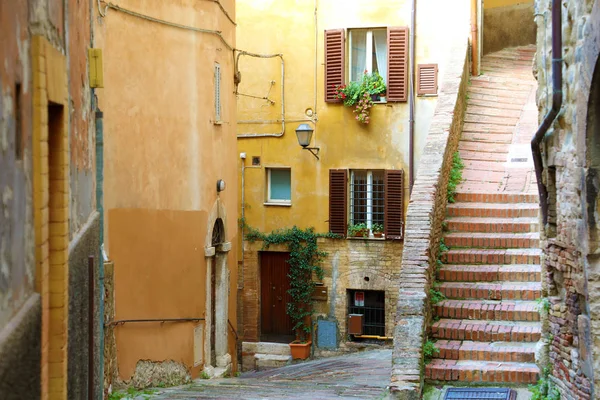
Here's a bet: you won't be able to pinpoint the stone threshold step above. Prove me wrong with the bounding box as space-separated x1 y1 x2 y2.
445 217 538 233
439 264 541 282
438 282 542 301
425 359 539 383
447 202 538 218
434 340 537 363
442 248 541 265
434 299 540 321
431 319 541 342
444 232 540 249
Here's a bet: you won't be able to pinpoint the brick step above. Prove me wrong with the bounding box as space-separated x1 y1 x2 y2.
438 264 541 282
445 217 538 233
438 282 541 301
425 359 539 383
454 192 538 204
434 300 540 321
435 340 537 363
444 232 540 249
431 319 541 342
447 202 538 218
441 248 541 265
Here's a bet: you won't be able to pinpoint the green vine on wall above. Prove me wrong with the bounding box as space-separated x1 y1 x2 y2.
244 222 341 342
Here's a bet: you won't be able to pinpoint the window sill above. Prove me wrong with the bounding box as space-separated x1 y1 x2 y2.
346 236 385 241
264 202 292 207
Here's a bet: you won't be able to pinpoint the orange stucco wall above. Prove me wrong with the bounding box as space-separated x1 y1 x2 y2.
95 0 238 380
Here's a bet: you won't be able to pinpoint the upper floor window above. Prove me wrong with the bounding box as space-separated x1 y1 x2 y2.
349 29 387 84
267 168 291 205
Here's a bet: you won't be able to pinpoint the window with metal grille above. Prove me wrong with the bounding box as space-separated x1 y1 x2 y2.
350 170 384 229
214 63 221 122
347 290 385 337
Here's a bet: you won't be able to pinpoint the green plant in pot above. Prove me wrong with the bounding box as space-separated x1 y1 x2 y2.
362 72 386 101
348 223 369 238
372 223 384 238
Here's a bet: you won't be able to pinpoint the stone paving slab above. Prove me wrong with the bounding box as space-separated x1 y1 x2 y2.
145 350 392 399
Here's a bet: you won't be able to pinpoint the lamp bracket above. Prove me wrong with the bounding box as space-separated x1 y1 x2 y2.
303 147 320 160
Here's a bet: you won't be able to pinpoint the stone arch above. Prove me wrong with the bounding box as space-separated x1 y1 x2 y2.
203 198 231 376
583 2 600 393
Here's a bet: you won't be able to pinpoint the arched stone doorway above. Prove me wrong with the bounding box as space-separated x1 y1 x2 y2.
203 200 231 376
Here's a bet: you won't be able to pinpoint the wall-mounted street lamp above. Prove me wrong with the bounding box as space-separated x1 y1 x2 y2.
295 123 320 160
216 179 226 192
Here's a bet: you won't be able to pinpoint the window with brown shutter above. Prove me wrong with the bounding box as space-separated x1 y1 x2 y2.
329 169 348 236
384 169 404 239
386 27 409 102
417 64 438 95
324 29 345 103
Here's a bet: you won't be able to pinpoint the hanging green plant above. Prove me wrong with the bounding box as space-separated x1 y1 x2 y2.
245 225 341 342
334 71 386 125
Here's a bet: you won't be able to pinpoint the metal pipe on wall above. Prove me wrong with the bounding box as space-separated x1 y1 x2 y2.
531 0 562 226
408 0 417 191
95 106 105 400
471 0 479 75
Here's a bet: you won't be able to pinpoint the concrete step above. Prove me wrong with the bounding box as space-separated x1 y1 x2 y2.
434 300 540 321
454 192 538 204
435 340 537 363
444 232 540 249
438 264 541 282
447 202 539 218
445 217 538 233
441 248 541 265
242 342 291 372
425 359 539 383
437 282 542 301
254 354 292 371
431 319 541 342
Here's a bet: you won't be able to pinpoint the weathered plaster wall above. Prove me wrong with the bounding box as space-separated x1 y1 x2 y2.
241 238 403 344
236 0 471 235
94 0 239 382
533 0 600 398
483 1 536 55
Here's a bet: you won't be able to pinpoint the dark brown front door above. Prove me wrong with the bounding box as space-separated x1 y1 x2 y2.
260 252 293 342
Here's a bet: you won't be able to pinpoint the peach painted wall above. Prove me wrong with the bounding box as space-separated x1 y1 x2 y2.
94 0 238 380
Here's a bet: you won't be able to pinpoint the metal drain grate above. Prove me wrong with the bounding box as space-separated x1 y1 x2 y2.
444 388 517 400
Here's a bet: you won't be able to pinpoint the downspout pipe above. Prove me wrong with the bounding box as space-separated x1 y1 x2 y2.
408 0 416 191
531 0 562 226
95 106 105 400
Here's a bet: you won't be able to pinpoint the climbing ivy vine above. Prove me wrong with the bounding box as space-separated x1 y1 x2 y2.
244 222 341 342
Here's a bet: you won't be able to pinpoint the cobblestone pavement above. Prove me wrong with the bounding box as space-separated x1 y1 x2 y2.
148 350 391 399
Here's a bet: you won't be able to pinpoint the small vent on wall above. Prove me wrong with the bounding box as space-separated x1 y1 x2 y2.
417 64 438 96
252 156 261 166
214 63 221 122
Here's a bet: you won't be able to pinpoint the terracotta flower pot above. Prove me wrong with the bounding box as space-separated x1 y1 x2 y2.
373 232 383 238
289 341 312 360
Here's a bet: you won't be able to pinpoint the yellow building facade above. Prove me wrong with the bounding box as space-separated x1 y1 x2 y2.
236 0 472 363
94 0 239 385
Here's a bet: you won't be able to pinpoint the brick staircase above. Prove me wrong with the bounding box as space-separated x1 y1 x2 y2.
425 46 542 385
426 192 542 384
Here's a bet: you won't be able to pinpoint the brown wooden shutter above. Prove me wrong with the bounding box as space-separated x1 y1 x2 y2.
387 27 409 102
384 169 404 240
329 169 348 236
417 64 438 95
324 29 345 103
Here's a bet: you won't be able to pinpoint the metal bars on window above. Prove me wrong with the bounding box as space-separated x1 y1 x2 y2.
350 170 384 228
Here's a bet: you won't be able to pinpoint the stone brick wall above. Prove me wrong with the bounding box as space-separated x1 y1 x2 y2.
533 0 600 398
240 238 403 345
389 42 470 399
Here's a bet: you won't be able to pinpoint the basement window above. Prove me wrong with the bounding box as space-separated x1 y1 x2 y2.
266 168 291 205
347 289 385 337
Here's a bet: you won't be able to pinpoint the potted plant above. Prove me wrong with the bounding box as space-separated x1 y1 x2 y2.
362 72 386 102
334 72 386 125
372 223 384 238
348 223 369 238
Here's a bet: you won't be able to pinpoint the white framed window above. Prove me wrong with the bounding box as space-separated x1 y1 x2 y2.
348 29 387 84
266 168 291 205
214 63 221 122
350 170 385 229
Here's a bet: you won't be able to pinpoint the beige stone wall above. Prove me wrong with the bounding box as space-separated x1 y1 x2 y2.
534 0 600 398
240 238 403 344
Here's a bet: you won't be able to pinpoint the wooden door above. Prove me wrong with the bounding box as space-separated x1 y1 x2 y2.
260 252 293 340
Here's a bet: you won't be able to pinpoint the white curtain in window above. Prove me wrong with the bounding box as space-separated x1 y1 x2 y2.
350 30 367 82
373 30 387 83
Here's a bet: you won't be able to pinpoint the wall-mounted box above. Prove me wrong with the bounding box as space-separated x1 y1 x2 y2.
312 285 328 301
348 314 363 335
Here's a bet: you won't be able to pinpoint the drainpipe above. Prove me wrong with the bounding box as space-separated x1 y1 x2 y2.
471 0 479 76
95 106 105 399
531 0 562 226
408 0 417 191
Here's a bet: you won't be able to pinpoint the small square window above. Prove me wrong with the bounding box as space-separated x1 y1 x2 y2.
267 168 291 204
